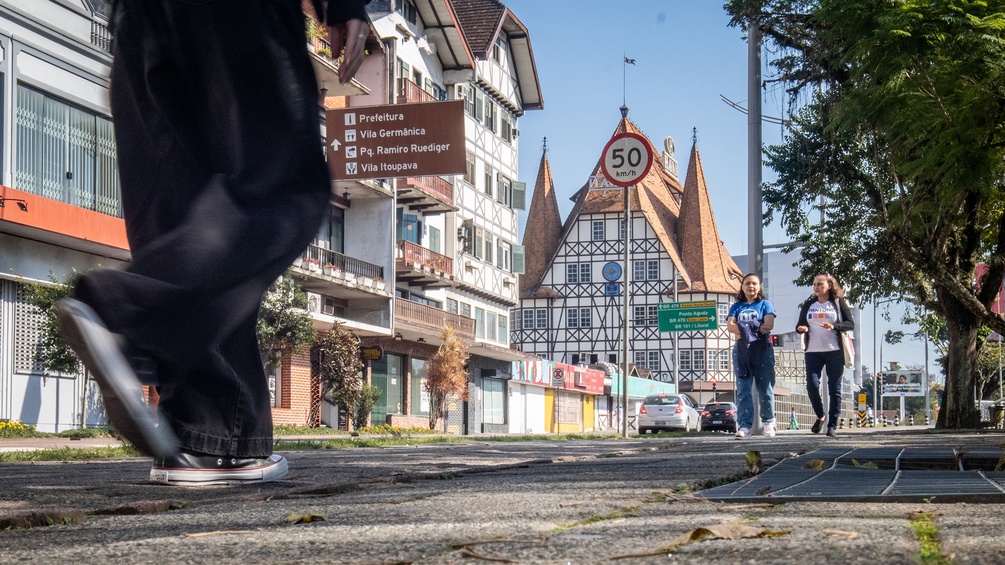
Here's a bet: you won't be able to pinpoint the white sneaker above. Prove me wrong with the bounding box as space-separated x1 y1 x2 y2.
150 453 288 486
763 422 776 438
735 427 749 439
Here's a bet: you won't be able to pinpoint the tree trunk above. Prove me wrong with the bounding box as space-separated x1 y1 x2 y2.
936 288 980 429
429 394 443 430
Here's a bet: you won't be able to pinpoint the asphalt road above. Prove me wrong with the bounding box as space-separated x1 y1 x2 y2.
2 428 1004 564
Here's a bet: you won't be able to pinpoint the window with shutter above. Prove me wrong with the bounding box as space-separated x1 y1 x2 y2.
511 245 526 274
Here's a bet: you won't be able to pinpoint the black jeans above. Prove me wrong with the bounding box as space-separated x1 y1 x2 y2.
805 350 845 426
75 0 330 457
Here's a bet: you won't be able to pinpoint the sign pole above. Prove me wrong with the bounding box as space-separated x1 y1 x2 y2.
672 264 679 387
598 131 653 440
622 182 632 439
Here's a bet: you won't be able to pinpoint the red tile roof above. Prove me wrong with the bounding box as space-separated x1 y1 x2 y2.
521 150 563 298
677 143 743 293
524 112 741 299
449 0 507 57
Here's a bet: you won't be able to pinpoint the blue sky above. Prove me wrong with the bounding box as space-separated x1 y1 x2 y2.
502 0 937 380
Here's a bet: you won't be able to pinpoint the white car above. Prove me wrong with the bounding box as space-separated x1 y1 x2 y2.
637 394 701 434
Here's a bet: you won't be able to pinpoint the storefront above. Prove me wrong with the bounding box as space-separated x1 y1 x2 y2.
510 360 605 434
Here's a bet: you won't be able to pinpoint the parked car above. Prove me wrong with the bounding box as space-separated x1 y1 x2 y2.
700 402 738 433
637 394 700 433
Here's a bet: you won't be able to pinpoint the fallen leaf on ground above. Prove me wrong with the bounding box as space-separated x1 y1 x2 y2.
746 451 763 475
804 459 826 470
669 524 789 548
286 512 326 525
609 525 789 560
851 459 878 469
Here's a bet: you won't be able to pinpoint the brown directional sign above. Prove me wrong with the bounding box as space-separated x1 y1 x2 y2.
326 100 466 180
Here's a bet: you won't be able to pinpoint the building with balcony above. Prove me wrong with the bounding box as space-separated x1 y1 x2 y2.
0 0 122 432
337 0 541 433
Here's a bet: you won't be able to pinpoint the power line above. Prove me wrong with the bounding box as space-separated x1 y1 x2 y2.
720 94 792 126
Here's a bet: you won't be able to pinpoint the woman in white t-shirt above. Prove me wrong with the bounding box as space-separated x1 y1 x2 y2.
795 273 855 437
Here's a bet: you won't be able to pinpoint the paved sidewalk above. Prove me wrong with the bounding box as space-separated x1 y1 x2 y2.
1 428 1004 564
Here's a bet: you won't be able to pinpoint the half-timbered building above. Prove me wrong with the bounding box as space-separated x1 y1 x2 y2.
513 110 744 397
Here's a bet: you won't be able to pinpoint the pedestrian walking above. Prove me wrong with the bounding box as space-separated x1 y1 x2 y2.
55 0 370 486
790 408 799 430
795 273 855 437
727 273 777 439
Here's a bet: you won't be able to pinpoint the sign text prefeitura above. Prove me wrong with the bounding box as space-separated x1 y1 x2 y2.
326 100 466 180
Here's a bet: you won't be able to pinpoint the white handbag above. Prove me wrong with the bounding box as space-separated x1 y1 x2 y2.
836 298 854 369
840 330 855 369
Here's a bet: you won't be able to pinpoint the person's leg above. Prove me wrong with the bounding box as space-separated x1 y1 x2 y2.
754 356 775 425
76 0 329 458
735 376 753 432
733 345 753 436
804 352 826 419
824 350 845 430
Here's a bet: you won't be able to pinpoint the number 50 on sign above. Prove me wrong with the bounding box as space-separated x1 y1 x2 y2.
600 132 654 188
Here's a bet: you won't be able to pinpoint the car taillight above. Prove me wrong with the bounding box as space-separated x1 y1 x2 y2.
640 405 647 415
701 411 709 416
675 404 683 414
726 410 736 415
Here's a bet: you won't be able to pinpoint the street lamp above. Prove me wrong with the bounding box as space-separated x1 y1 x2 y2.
873 297 899 419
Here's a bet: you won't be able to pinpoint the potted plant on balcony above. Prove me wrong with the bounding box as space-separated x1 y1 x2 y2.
303 257 320 272
305 18 325 52
322 263 338 276
373 277 386 292
357 273 374 287
290 256 303 268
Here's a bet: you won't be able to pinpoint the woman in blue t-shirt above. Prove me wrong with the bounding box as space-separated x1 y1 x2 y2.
726 273 777 439
795 273 855 437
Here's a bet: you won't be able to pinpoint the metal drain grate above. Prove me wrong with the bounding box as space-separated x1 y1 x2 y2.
696 446 1005 503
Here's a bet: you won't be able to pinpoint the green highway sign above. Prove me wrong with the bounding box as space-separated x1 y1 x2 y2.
657 301 718 332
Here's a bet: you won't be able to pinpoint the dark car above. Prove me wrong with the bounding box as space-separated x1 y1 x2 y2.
700 402 737 433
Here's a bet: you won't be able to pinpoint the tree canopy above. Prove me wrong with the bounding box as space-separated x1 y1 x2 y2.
425 326 469 431
725 0 1005 427
257 273 316 365
316 322 365 421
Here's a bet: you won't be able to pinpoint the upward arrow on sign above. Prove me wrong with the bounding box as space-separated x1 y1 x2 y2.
331 138 341 152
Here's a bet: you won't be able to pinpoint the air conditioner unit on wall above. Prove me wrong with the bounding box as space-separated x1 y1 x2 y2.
307 292 321 314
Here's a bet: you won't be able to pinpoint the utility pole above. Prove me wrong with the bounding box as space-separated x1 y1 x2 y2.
747 10 764 433
747 13 763 278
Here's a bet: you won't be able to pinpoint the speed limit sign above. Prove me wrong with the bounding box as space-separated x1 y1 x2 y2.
600 132 654 187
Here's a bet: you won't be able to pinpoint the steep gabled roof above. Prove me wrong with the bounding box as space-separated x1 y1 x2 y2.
527 111 743 300
676 143 743 294
450 0 543 111
568 115 689 286
415 0 476 72
520 150 563 298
